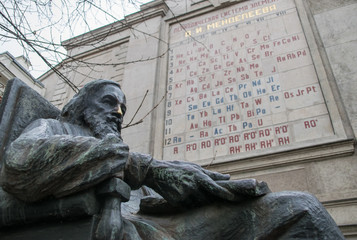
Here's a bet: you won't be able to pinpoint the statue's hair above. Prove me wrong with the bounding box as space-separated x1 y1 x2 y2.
60 79 123 125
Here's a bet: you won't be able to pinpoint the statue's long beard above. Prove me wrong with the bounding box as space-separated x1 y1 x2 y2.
83 109 122 140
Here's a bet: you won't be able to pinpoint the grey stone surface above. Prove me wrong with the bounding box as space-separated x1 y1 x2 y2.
308 0 356 15
314 3 357 47
325 41 357 82
314 3 357 136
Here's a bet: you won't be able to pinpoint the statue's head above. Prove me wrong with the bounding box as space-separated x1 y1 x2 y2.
60 79 126 139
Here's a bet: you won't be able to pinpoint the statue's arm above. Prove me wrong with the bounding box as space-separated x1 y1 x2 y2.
0 119 129 202
124 153 235 207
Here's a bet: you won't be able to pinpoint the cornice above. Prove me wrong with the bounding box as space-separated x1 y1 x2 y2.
203 138 355 175
0 52 43 87
0 63 16 80
62 1 168 50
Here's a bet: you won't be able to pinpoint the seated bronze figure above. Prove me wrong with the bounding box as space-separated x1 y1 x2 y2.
0 79 345 239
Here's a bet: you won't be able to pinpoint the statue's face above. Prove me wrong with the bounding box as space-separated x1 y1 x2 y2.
86 84 126 133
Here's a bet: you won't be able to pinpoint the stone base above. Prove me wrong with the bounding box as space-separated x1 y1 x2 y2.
0 218 92 240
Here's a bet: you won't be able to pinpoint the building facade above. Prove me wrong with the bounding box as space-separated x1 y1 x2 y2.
0 52 44 103
39 0 357 238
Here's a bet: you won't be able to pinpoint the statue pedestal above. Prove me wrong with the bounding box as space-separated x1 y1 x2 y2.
0 218 93 240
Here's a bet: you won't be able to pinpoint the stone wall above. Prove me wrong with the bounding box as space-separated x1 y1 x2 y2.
38 0 357 237
311 0 357 137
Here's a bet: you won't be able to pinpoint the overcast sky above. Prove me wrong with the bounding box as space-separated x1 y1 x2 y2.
0 0 148 78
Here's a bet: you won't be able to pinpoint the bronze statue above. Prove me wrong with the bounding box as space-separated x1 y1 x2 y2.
0 79 345 239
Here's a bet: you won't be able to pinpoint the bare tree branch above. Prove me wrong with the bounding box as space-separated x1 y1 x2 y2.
125 89 149 127
0 0 205 126
0 3 79 92
123 91 167 129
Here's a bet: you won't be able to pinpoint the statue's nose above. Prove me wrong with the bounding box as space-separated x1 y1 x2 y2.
117 105 123 116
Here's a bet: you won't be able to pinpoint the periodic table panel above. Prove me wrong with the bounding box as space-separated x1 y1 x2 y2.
164 0 334 163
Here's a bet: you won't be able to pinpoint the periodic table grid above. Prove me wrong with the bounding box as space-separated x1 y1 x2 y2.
163 2 334 163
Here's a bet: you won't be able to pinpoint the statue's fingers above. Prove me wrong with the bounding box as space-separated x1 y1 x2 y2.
202 169 230 181
176 190 211 208
199 175 235 201
159 190 184 207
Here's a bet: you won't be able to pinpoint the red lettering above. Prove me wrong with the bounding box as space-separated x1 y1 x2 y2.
201 140 211 149
304 120 317 129
186 143 197 151
245 143 257 151
229 135 240 143
278 137 290 145
230 146 242 154
214 138 226 146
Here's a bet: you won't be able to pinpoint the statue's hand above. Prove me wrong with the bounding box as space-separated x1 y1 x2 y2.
144 160 235 207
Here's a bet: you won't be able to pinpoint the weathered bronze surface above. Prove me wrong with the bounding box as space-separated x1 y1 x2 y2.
0 79 345 239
